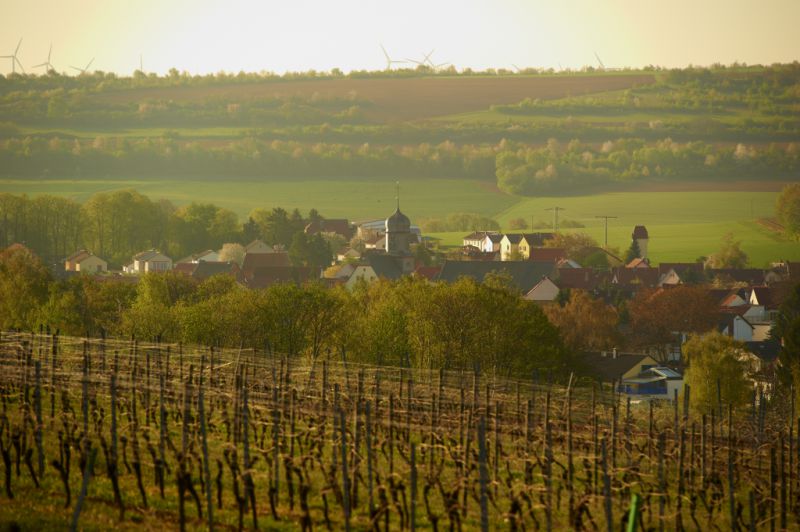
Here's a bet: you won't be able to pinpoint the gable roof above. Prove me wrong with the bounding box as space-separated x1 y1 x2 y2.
65 249 91 263
555 267 608 290
192 261 240 281
244 266 318 289
657 262 702 276
529 247 566 263
305 219 353 238
578 352 657 382
612 267 659 287
502 234 524 244
242 251 291 272
486 233 505 244
520 232 555 247
463 231 500 241
413 265 442 281
177 249 217 264
366 254 404 279
244 239 271 253
134 249 170 262
436 260 555 292
627 257 650 268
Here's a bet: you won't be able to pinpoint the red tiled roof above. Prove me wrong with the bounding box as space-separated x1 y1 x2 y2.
413 266 442 280
555 268 607 290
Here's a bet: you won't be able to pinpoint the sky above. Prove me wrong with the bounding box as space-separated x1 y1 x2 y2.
1 0 798 76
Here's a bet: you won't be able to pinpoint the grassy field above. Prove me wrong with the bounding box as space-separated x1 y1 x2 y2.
0 177 517 221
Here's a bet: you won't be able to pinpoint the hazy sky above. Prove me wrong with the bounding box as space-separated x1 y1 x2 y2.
1 0 798 75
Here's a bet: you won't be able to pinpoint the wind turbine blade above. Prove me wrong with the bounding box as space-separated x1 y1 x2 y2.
14 38 22 55
47 43 52 61
380 43 390 62
85 58 94 71
33 62 47 68
70 65 82 72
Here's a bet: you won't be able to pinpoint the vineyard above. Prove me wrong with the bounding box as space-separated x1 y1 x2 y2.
0 331 796 530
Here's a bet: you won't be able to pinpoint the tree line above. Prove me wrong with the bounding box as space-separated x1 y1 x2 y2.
0 190 333 267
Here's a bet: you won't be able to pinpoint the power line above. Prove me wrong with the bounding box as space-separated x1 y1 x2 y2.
595 215 618 249
545 207 565 232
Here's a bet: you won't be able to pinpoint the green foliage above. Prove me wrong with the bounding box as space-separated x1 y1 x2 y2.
684 332 752 414
776 183 800 239
0 244 51 329
773 282 800 405
704 232 748 268
419 212 500 232
625 239 642 263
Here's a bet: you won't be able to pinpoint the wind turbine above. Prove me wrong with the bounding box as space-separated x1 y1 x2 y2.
594 52 606 70
33 43 55 73
70 57 94 75
1 38 25 74
405 49 435 68
379 44 406 70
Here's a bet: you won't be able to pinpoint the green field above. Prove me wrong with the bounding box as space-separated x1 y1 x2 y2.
0 177 516 221
2 176 797 265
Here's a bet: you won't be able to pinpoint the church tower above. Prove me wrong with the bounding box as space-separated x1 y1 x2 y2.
385 183 412 257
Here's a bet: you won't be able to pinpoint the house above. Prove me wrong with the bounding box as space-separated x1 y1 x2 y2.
580 350 681 400
345 265 380 289
436 260 555 293
413 265 442 281
244 240 274 255
657 263 704 286
64 250 107 273
344 254 407 290
519 233 555 257
523 276 561 303
611 266 659 289
480 233 505 253
323 262 358 280
718 313 754 342
528 247 566 263
177 249 220 264
337 248 362 262
555 267 608 291
619 366 684 401
463 231 500 250
500 234 524 261
124 249 172 274
241 251 291 282
191 261 240 282
244 266 318 289
304 218 354 240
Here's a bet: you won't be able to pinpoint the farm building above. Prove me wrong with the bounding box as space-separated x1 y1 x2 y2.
64 250 107 273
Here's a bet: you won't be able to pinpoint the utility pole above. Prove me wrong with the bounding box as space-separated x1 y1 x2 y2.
595 215 618 249
545 207 565 232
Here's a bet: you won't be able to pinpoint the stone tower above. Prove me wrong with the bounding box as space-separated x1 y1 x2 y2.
632 225 649 259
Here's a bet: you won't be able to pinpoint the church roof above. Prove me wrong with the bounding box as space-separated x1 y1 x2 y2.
385 208 411 232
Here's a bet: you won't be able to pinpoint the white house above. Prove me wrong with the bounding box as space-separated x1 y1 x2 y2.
124 249 173 274
177 249 220 264
345 265 379 289
719 314 754 342
64 250 107 273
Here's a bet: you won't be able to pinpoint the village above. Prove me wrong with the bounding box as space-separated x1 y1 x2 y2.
50 200 799 406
